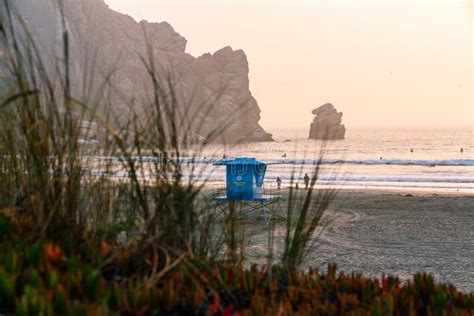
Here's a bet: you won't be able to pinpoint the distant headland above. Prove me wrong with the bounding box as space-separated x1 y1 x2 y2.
11 0 272 144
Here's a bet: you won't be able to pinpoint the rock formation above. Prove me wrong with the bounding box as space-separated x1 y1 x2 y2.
7 0 272 143
309 103 346 140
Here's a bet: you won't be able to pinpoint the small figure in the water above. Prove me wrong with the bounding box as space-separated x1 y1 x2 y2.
410 148 413 153
304 173 310 190
460 147 464 153
276 177 282 190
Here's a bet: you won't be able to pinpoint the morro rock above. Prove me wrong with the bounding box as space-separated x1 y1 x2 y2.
309 103 346 140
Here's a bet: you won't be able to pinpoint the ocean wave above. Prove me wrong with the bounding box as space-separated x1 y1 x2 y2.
86 169 474 185
266 158 474 167
270 175 474 184
85 156 474 167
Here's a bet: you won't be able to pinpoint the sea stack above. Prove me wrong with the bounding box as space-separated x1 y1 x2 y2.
309 103 346 140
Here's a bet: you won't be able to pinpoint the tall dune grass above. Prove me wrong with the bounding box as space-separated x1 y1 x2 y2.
0 0 221 261
0 0 336 276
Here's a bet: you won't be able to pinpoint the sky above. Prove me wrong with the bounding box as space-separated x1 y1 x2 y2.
105 0 473 130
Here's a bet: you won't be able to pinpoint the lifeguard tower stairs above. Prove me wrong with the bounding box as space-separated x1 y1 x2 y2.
213 158 285 223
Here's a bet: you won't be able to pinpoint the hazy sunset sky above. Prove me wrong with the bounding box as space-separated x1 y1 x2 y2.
105 0 472 130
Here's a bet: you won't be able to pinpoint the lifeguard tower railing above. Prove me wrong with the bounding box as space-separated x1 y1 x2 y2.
211 157 285 222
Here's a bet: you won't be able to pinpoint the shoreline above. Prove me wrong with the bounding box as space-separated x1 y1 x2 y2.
249 187 474 213
329 186 474 197
222 185 474 198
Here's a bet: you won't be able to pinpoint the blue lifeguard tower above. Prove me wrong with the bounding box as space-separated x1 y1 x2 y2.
213 158 285 222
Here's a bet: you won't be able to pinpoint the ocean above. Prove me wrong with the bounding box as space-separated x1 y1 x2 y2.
201 127 473 194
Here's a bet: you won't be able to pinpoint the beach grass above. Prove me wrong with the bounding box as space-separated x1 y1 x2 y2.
0 225 472 315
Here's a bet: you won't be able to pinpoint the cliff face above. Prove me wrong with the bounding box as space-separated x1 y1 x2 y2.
309 103 346 140
11 0 272 143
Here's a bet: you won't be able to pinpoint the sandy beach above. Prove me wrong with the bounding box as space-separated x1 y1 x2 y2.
322 189 474 292
270 187 473 209
213 188 474 292
327 188 474 212
212 186 474 214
